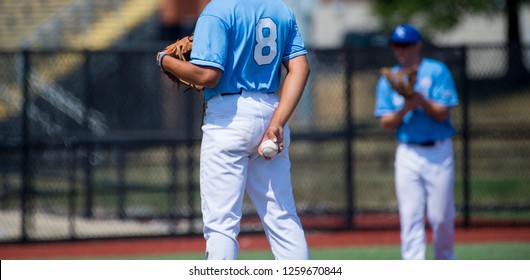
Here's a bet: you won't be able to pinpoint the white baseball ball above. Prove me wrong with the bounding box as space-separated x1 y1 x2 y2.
260 139 278 157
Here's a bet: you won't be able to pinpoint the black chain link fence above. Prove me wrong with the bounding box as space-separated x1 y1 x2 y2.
1 44 529 243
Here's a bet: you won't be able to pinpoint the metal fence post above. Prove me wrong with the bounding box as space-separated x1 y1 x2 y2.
21 49 32 242
185 94 196 230
117 148 126 220
461 46 471 227
168 144 178 235
345 48 355 230
83 50 94 218
68 145 77 239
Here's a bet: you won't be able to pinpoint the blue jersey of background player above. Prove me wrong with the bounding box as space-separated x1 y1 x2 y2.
191 0 307 101
375 58 459 143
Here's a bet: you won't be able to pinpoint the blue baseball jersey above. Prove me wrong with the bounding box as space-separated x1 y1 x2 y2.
374 58 459 143
190 0 307 101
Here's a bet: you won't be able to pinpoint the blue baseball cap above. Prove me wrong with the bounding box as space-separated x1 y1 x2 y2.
391 24 422 43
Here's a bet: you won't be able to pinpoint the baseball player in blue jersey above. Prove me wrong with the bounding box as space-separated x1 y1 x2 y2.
157 0 310 260
374 24 458 260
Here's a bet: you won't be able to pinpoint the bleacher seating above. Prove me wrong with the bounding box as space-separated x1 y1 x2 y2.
0 0 159 50
0 0 160 128
0 0 74 49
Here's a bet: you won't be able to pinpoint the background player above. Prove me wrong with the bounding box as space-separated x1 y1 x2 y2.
157 0 310 260
374 24 459 260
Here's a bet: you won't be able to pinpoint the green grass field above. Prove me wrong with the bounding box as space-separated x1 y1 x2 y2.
100 243 530 260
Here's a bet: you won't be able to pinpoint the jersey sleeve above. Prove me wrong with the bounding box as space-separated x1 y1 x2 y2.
431 64 459 107
281 14 307 61
374 77 398 117
190 14 229 71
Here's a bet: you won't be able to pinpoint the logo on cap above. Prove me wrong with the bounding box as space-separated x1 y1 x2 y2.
391 24 421 43
395 26 406 39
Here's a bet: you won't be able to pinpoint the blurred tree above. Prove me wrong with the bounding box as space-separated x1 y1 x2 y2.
373 0 530 80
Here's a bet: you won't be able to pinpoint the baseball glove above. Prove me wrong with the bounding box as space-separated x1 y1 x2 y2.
157 35 204 91
380 66 418 98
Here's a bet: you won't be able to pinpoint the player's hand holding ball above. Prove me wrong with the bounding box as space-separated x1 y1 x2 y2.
259 139 279 160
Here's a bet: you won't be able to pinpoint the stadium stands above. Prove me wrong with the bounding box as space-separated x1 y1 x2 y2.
0 0 159 49
0 0 160 131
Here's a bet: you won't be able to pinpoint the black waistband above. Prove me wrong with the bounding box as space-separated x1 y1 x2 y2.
220 92 241 96
415 141 436 147
220 91 275 96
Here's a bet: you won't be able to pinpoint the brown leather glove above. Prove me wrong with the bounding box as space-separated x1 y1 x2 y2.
157 35 204 92
380 65 418 98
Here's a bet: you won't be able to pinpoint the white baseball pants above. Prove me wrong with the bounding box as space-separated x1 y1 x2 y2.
395 138 456 260
200 91 309 260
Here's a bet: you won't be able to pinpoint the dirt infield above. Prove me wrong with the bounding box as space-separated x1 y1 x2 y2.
1 227 529 259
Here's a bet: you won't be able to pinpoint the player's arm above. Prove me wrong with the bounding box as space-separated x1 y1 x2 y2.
380 110 407 130
263 55 310 144
379 92 449 129
418 96 450 122
380 95 420 130
161 57 222 88
417 65 455 122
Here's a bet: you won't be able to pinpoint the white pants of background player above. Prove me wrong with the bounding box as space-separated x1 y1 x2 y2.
395 138 456 260
200 90 309 260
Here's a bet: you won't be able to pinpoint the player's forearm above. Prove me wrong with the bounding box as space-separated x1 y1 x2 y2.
419 97 450 122
162 57 221 88
272 81 304 127
380 109 407 130
271 56 310 127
